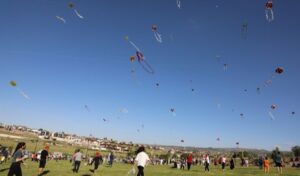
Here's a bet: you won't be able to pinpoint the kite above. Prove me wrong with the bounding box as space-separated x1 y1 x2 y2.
223 64 228 71
216 137 220 142
130 56 135 63
236 142 240 147
84 105 90 112
180 139 184 143
120 108 128 114
56 16 66 23
275 67 284 74
151 25 162 43
265 1 274 22
125 36 155 74
271 104 276 110
9 80 30 100
256 87 261 94
170 108 176 116
241 21 248 39
176 0 181 9
68 3 84 19
240 113 244 118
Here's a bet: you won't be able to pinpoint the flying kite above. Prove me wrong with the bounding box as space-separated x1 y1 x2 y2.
176 0 181 9
84 105 90 112
216 137 220 142
265 1 274 22
241 21 248 39
68 3 84 19
56 16 66 23
125 36 155 74
271 104 276 110
9 80 30 100
180 139 184 143
151 25 162 43
275 67 284 74
170 108 176 116
240 113 244 118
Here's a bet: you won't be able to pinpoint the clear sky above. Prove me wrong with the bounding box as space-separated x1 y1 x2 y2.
0 0 299 151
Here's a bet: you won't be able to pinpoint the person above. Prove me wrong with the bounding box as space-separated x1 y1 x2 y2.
72 149 82 173
90 151 103 173
180 159 185 170
7 142 28 176
2 148 9 163
221 156 226 171
135 146 150 176
274 152 283 175
187 153 193 170
204 154 210 172
263 156 270 174
230 158 235 170
38 145 49 176
109 152 114 167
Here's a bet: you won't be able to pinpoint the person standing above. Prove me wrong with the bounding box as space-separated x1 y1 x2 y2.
109 152 114 167
204 154 210 172
187 153 193 170
7 142 28 176
72 149 82 173
221 156 226 171
263 156 270 174
135 146 150 176
38 145 49 176
90 151 103 173
230 158 235 170
274 152 283 175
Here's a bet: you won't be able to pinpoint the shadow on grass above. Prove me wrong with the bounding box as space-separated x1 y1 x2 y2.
39 170 50 176
0 168 9 172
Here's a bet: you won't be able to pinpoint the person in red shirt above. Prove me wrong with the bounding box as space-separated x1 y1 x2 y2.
187 153 193 170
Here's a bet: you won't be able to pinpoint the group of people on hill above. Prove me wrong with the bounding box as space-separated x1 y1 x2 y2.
4 141 288 176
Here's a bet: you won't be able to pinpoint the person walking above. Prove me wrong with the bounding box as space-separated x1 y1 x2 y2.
90 151 103 173
38 145 49 176
187 153 193 170
7 142 28 176
204 154 210 172
135 146 150 176
72 149 82 173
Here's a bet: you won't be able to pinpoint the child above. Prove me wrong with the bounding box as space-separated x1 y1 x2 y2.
263 156 270 174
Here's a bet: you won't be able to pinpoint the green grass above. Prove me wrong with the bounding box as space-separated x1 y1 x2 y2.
1 161 300 176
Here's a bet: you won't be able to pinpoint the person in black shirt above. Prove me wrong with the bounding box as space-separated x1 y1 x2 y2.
90 151 103 173
38 145 49 176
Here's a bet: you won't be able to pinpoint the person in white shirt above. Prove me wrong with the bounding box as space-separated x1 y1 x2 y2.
72 149 82 173
135 146 150 176
221 156 226 171
204 154 210 172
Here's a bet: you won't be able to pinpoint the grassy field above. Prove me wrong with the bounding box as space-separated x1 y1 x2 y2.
0 160 300 176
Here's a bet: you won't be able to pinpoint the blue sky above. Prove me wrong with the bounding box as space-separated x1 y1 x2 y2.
0 0 300 151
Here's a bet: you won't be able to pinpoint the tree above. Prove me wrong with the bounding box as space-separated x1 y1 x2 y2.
292 146 300 157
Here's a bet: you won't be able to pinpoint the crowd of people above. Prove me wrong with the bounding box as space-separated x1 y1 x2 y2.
1 142 297 176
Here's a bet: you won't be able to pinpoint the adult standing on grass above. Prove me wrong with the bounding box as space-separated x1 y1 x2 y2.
109 152 114 167
135 146 150 176
230 158 235 170
38 145 49 176
221 156 226 171
72 149 82 173
274 151 283 175
7 142 28 176
204 154 210 172
187 153 193 170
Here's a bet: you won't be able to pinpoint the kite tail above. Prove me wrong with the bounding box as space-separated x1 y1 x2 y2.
154 32 162 43
138 59 155 74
